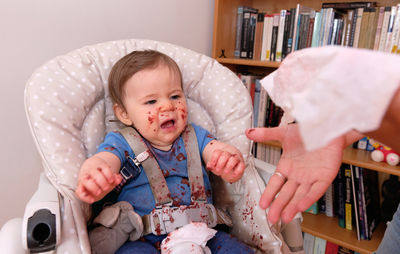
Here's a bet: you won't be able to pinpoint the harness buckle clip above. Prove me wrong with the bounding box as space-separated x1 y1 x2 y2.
149 203 217 236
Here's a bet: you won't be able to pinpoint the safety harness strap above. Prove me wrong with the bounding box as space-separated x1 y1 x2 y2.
120 127 173 207
181 125 207 202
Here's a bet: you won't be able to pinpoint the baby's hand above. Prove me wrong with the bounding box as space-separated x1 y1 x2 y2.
206 149 245 183
75 155 122 204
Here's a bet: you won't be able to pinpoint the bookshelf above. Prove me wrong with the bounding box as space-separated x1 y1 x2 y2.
212 0 400 253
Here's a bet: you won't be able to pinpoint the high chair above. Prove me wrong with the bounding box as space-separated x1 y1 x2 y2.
0 39 304 254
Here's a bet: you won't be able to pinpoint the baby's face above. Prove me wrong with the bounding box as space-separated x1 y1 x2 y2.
116 64 187 151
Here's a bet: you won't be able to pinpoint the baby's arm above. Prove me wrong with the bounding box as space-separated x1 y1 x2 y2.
202 140 245 183
75 152 123 204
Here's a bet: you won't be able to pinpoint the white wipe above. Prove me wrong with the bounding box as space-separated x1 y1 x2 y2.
261 46 400 151
160 222 217 254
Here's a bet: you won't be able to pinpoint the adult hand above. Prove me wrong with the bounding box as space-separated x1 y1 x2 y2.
245 124 362 224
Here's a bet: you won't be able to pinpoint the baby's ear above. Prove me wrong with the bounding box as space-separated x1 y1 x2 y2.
113 104 133 126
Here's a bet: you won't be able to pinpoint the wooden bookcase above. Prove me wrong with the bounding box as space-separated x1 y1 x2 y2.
212 0 400 253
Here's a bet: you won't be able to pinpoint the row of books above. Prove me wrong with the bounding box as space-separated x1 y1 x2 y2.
304 232 361 254
306 164 381 241
238 73 284 164
235 2 400 62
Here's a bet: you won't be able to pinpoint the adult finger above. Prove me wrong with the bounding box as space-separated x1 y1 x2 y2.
267 180 298 225
245 127 284 143
281 183 311 223
297 181 331 212
259 171 287 209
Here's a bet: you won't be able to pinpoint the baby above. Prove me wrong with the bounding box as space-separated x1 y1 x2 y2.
75 50 254 253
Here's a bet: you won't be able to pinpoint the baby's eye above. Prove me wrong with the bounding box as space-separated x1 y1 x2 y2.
145 100 157 105
171 95 181 100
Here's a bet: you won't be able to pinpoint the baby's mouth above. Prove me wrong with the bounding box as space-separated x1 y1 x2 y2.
160 119 175 129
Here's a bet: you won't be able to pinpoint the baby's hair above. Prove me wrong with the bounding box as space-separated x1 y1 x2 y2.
108 50 183 109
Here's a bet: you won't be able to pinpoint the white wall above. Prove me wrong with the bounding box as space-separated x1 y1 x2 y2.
0 0 214 226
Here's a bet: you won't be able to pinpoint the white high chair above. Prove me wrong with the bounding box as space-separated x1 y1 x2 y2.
0 39 303 254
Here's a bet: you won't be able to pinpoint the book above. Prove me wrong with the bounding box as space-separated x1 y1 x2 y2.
234 6 245 58
357 7 372 49
253 79 261 127
373 7 386 50
240 7 258 58
248 12 258 59
325 183 335 217
253 13 265 60
325 241 339 254
344 165 353 230
363 169 381 239
292 4 315 52
311 11 322 47
365 7 378 49
344 9 355 46
350 165 361 240
384 5 397 52
285 8 297 54
336 165 346 228
353 7 364 48
313 236 327 254
261 14 274 60
275 10 287 61
281 11 291 59
348 9 359 47
305 201 319 214
270 14 280 61
322 2 377 9
390 4 400 53
378 7 392 51
338 246 355 253
356 166 367 240
303 232 315 254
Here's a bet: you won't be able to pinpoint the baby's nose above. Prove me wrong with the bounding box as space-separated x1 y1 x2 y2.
160 100 174 112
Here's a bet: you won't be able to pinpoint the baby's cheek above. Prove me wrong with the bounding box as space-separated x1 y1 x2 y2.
146 111 158 127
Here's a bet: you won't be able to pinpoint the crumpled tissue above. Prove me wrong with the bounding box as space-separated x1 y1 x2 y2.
160 222 217 254
261 46 400 151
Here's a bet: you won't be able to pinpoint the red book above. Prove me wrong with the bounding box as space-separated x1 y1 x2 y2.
325 241 339 254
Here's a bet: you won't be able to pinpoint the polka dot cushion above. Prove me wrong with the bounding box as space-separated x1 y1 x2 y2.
24 39 281 253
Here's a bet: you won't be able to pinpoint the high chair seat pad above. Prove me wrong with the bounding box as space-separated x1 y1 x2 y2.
24 39 280 253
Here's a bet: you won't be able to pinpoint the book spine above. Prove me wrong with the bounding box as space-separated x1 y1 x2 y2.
384 6 397 52
322 2 377 9
275 10 287 62
311 11 322 47
291 4 301 52
270 14 279 61
336 165 346 228
313 236 327 254
351 165 361 240
286 8 296 54
306 15 315 47
378 7 392 51
281 11 291 59
373 7 385 50
344 166 353 230
253 12 265 60
390 4 400 53
247 12 258 59
234 6 244 58
356 166 367 239
261 15 274 60
303 232 315 254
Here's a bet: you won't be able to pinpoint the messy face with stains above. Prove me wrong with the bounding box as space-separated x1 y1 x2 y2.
114 62 188 151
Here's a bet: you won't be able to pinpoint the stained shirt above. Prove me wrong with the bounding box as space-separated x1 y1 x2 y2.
97 123 215 217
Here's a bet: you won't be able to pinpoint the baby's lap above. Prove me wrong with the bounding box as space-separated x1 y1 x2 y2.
115 230 254 254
